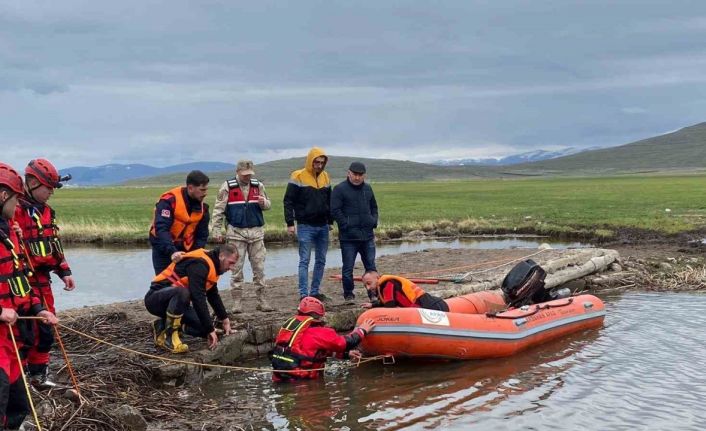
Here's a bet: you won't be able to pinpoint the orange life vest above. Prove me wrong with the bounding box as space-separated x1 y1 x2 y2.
150 187 204 251
152 248 218 291
377 275 425 306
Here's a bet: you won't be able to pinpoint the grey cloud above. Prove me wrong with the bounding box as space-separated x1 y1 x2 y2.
1 1 705 167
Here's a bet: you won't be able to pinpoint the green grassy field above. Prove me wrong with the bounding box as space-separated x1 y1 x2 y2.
52 175 706 243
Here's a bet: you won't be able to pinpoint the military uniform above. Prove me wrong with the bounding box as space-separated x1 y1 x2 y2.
210 162 272 312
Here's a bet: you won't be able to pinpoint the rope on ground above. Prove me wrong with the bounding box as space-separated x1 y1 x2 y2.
401 255 533 278
53 325 82 397
453 249 548 282
7 322 42 431
403 249 548 282
54 322 387 374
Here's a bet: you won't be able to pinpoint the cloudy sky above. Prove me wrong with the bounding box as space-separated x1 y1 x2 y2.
2 0 705 169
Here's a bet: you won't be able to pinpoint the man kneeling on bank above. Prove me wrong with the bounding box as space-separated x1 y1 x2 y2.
361 271 449 311
145 244 238 353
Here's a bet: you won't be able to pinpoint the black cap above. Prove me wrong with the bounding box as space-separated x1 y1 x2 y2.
349 161 366 174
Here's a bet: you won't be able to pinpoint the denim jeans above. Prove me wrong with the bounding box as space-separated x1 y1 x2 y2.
340 239 377 296
296 224 329 297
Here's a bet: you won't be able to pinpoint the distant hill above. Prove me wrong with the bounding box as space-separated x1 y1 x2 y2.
501 122 706 175
435 147 601 166
73 121 706 186
62 162 234 186
123 156 498 186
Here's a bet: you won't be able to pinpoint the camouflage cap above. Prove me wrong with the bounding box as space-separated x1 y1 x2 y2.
236 160 255 175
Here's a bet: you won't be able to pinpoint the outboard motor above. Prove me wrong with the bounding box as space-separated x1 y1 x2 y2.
501 259 547 308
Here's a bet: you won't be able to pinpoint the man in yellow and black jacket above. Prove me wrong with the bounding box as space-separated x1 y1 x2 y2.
361 271 449 312
144 244 237 353
283 147 333 301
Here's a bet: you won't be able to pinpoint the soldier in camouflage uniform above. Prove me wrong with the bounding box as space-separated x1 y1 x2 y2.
210 160 273 312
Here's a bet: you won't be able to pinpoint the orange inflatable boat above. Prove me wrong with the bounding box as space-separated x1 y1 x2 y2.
358 291 605 360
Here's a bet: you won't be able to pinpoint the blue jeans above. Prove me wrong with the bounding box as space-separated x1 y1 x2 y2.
296 224 329 297
340 239 377 296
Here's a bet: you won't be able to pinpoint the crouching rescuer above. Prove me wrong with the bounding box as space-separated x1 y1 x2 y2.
270 297 375 382
361 271 449 311
144 244 238 353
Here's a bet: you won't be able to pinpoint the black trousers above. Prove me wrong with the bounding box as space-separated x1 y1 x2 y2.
418 293 450 312
151 247 172 275
144 286 211 337
0 369 29 430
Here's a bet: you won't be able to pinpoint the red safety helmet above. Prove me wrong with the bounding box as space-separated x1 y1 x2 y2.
25 158 62 189
298 297 325 318
0 163 24 195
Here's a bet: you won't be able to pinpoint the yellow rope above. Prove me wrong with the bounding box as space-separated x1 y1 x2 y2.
53 322 386 374
454 249 548 281
401 255 524 277
7 322 42 431
401 249 548 281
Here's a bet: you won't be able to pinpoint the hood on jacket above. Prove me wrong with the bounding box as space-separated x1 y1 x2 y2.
305 147 328 175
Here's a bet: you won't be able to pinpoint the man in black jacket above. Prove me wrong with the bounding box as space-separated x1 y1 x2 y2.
144 244 237 353
330 161 378 302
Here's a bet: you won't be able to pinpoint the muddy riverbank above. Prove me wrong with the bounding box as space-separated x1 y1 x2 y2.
26 234 706 430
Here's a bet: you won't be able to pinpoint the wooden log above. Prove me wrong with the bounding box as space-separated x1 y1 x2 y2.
434 249 620 299
545 250 620 288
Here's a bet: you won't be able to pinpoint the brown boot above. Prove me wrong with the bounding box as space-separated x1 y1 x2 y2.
231 285 243 314
256 284 275 312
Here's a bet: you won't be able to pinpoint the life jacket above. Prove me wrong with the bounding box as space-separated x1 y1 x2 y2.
0 227 33 311
152 249 218 291
14 200 67 268
270 316 327 379
150 187 204 251
377 275 425 307
225 178 265 228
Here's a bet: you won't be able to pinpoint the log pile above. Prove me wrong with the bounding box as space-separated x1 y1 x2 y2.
433 248 621 299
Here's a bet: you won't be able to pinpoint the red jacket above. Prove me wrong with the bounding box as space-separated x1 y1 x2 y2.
373 275 449 312
0 220 42 314
13 198 71 278
271 316 365 381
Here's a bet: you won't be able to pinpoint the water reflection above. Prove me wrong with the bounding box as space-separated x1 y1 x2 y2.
201 292 706 430
205 328 600 430
53 237 587 310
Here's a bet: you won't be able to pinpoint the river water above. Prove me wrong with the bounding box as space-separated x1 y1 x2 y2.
50 239 706 429
204 291 706 430
53 237 586 310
